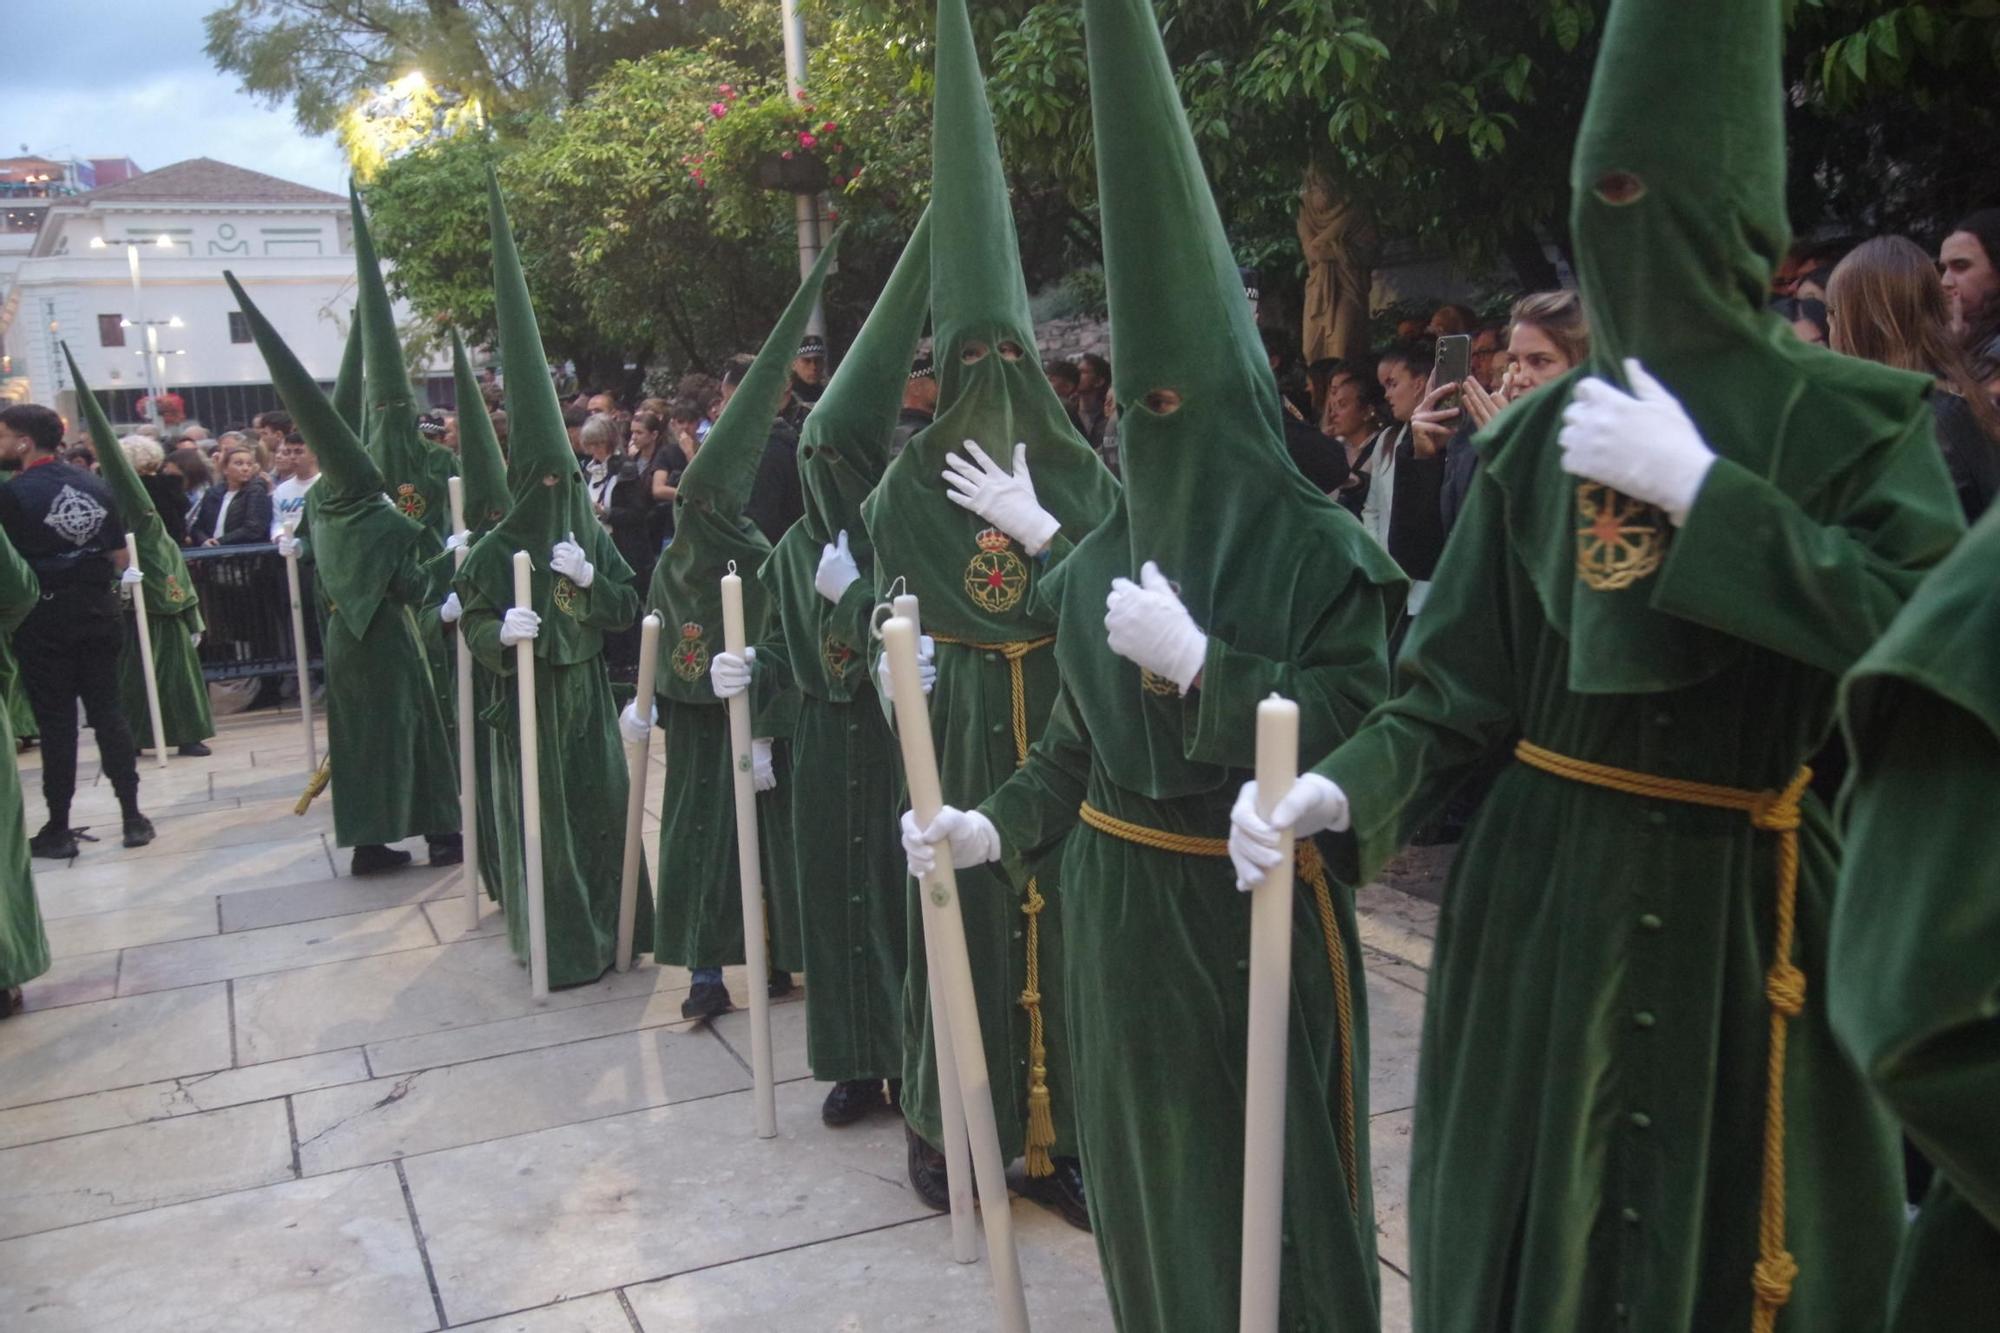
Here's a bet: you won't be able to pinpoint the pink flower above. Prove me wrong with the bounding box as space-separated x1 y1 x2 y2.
832 173 848 188
781 150 795 160
798 131 818 149
821 120 837 134
719 83 734 96
709 102 728 118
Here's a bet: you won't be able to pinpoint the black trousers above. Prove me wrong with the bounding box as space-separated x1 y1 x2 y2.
15 587 140 823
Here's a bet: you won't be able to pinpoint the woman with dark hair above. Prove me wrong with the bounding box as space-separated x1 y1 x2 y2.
1831 234 2000 521
189 444 273 546
163 447 211 546
1940 208 2000 386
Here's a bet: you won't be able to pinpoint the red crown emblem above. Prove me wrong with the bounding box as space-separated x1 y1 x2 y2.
680 622 703 640
975 527 1013 553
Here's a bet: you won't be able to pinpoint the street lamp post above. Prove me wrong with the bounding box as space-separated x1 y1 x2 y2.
778 0 826 342
89 233 174 426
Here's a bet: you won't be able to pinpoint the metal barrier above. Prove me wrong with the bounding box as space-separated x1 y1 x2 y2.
182 544 322 682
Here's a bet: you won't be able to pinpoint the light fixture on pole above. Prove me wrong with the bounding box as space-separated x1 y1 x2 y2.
778 0 826 342
90 232 176 426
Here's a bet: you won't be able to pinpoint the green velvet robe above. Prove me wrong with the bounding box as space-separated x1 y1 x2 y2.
757 528 906 1081
1317 423 1963 1331
0 639 36 742
119 606 214 749
462 574 654 988
0 532 45 991
980 512 1401 1331
1831 502 2000 1333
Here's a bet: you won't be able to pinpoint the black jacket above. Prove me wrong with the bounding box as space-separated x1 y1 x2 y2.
0 458 125 591
190 478 273 546
744 419 804 545
142 472 190 546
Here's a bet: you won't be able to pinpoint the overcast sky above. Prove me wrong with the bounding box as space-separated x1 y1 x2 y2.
9 0 348 192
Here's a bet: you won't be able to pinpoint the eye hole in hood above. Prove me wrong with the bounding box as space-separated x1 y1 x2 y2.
1593 171 1647 206
960 340 990 365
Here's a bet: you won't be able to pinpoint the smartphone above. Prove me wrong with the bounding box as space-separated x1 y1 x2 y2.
1433 334 1471 392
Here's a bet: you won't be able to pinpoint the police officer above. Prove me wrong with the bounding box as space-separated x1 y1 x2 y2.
0 404 153 857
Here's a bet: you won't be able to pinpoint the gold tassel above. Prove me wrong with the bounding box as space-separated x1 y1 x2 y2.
1020 876 1055 1177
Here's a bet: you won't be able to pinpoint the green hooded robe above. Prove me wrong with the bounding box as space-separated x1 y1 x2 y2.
1830 501 2000 1333
63 345 214 751
453 177 652 988
351 184 461 760
1305 1 1966 1329
971 0 1403 1322
858 0 1119 1177
227 271 460 850
437 330 521 911
0 466 36 743
0 527 45 992
640 237 839 977
755 212 929 1082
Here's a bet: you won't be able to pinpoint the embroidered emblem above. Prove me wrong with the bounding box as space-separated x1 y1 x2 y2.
552 574 578 616
964 527 1028 614
823 631 857 681
394 483 427 520
672 622 709 682
1139 668 1178 696
44 483 108 547
1575 482 1667 592
164 573 186 603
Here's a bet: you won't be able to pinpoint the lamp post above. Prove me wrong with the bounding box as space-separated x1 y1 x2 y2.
89 232 174 426
778 0 826 342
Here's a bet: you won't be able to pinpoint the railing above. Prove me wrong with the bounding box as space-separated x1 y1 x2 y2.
182 544 322 682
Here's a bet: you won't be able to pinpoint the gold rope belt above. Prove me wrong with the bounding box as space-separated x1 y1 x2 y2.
1514 739 1813 1333
1075 800 1361 1214
928 631 1060 1176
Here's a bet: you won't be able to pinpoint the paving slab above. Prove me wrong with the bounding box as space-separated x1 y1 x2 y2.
295 1024 752 1176
406 1079 931 1326
421 888 505 942
1365 967 1426 1117
453 1293 634 1332
38 835 336 920
118 904 438 996
232 935 677 1065
41 899 216 959
1356 882 1438 970
18 950 121 1011
625 1207 1113 1331
709 991 812 1083
0 1049 371 1151
1371 1105 1415 1274
0 1098 294 1239
366 985 699 1078
1381 1261 1413 1333
0 1163 434 1332
220 865 460 933
0 984 232 1110
82 799 332 862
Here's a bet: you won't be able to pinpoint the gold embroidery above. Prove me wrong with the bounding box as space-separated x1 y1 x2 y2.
1576 482 1666 591
671 622 708 682
964 527 1028 614
552 574 578 616
822 631 857 681
394 483 428 521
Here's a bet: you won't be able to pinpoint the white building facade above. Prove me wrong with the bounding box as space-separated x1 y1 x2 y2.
0 157 446 430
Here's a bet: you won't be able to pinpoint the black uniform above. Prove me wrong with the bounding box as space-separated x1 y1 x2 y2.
0 458 142 834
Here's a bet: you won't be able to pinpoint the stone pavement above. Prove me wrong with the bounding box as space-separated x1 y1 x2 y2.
0 705 1438 1332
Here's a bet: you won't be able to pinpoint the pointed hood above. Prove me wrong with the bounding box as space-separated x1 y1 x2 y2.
449 330 509 534
1068 0 1402 800
798 209 929 547
454 173 630 664
330 314 363 434
1475 0 1936 696
861 0 1118 646
643 234 841 704
676 230 842 516
226 269 425 637
62 342 199 618
351 181 456 538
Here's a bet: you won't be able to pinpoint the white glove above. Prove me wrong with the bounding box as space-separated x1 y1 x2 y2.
1229 774 1350 891
710 646 755 700
875 634 936 699
619 700 655 746
120 566 144 590
899 805 1001 881
499 606 541 647
1557 358 1716 526
444 531 469 554
276 533 301 559
189 631 203 648
752 738 776 792
942 441 1061 556
439 591 463 624
815 529 861 605
1105 561 1208 694
550 533 595 588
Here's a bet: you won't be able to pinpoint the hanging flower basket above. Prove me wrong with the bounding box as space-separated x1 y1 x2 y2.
751 151 830 194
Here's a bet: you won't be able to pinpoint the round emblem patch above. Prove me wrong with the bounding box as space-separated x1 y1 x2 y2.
672 622 709 682
164 574 186 604
552 574 578 616
395 483 428 521
1575 482 1667 592
964 527 1027 614
823 631 857 681
1139 668 1178 697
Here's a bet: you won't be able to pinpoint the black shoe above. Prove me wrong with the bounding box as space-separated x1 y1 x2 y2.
1025 1155 1092 1232
176 742 212 757
767 968 795 999
821 1079 883 1127
350 844 414 876
680 980 732 1023
122 814 156 848
906 1123 951 1211
426 833 464 867
1 985 22 1019
29 823 78 861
